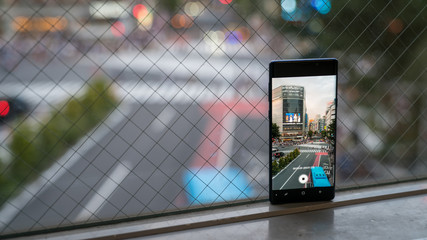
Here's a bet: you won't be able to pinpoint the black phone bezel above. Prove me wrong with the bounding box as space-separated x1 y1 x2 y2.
269 58 338 204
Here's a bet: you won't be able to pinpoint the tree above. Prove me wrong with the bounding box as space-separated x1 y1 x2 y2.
272 160 280 176
1 78 118 207
278 157 286 169
327 119 336 145
315 1 426 165
308 130 313 139
272 123 280 138
321 130 327 139
157 0 181 14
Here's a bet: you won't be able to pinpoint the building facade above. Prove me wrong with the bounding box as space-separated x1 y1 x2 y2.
325 99 336 128
272 85 306 141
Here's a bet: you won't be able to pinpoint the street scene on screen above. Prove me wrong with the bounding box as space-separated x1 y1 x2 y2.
271 76 336 190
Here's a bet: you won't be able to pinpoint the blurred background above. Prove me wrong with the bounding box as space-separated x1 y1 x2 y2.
0 0 425 236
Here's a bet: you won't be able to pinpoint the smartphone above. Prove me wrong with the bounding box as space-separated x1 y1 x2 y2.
269 59 338 204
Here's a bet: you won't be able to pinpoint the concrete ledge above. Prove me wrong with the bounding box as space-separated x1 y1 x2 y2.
13 180 427 240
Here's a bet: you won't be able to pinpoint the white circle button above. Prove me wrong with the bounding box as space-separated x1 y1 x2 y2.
299 174 308 184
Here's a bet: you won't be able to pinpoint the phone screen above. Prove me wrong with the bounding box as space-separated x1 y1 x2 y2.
269 59 337 203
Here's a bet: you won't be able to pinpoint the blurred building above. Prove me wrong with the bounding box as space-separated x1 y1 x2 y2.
0 0 138 41
0 0 252 52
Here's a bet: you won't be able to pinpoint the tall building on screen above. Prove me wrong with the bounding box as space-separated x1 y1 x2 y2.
272 85 306 141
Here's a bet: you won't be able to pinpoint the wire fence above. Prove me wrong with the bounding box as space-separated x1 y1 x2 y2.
0 0 425 236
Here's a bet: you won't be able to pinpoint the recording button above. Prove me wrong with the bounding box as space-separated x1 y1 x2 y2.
298 174 308 184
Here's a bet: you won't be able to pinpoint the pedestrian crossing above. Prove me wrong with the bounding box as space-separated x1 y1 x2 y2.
1 80 265 107
1 81 82 107
113 80 243 104
275 149 327 154
298 144 328 149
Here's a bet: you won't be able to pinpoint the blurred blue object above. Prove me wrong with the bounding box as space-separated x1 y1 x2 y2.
184 167 253 204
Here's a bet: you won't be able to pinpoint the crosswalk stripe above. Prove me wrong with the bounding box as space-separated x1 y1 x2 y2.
274 149 328 154
2 80 254 107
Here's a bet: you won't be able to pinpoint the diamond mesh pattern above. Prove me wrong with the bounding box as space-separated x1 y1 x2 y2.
0 0 425 236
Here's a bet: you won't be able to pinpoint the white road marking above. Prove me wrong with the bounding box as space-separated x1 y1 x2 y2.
151 109 176 132
75 161 131 222
216 113 237 169
280 164 301 190
0 103 133 229
272 153 302 180
275 149 325 154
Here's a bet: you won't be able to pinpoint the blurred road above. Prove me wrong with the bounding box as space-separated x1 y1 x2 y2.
0 51 269 233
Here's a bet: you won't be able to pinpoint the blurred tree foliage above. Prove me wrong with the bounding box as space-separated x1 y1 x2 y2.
317 0 426 86
233 0 425 166
0 78 117 206
157 0 181 14
315 1 426 165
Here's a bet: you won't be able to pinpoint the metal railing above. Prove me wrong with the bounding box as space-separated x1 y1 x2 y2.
0 0 425 237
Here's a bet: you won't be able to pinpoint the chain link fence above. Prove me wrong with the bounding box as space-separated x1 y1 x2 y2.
0 0 425 237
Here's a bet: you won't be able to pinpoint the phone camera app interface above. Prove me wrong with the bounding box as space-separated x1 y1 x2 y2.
272 76 336 191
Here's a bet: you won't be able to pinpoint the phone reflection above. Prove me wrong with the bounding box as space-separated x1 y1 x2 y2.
267 208 335 238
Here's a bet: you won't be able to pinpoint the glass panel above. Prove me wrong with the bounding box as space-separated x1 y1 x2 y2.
0 0 425 236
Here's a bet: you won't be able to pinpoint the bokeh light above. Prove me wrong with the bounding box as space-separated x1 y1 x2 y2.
133 4 148 20
184 2 204 17
110 21 125 37
133 4 154 30
311 0 331 14
0 101 10 117
281 0 297 13
219 0 232 4
388 19 404 34
171 14 194 29
226 30 243 45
